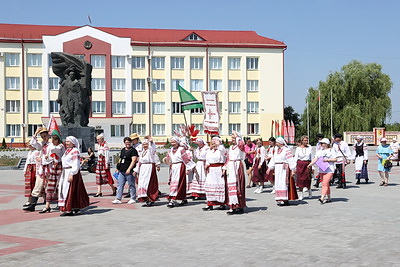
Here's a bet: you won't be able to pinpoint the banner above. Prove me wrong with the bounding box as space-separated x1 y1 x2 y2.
202 91 220 135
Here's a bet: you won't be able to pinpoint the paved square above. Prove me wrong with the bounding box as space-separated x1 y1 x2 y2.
0 149 399 266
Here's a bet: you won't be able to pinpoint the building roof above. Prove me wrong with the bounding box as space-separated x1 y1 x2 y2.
0 23 286 48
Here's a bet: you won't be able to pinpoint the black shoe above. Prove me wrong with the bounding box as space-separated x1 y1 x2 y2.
60 212 74 216
124 194 131 198
52 206 60 211
336 184 343 189
23 203 30 207
22 205 35 212
39 207 51 214
365 179 369 184
226 209 236 215
202 206 213 211
112 188 117 196
167 202 175 208
216 205 227 210
72 209 80 214
179 199 188 206
94 193 102 197
356 180 360 185
235 208 244 214
318 198 324 204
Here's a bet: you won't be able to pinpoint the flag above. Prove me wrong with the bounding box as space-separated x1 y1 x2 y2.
275 120 280 137
47 115 62 141
177 85 203 111
271 120 274 137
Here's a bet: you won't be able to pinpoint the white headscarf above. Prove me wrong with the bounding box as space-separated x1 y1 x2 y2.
66 136 80 151
196 138 206 145
276 137 287 146
170 136 180 144
142 139 149 144
180 137 189 149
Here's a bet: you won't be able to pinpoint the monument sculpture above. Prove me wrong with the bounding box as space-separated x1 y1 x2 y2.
51 52 94 151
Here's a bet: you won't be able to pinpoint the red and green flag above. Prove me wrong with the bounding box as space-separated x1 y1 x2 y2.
177 84 203 111
48 116 62 141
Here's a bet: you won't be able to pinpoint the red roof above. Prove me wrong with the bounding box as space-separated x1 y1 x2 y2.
0 23 286 48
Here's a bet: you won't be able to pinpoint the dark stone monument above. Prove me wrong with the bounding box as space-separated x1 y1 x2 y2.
51 52 94 152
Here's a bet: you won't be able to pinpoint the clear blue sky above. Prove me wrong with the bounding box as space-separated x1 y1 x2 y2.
3 0 400 122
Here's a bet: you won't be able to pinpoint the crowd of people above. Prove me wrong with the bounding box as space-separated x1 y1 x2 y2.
22 127 398 216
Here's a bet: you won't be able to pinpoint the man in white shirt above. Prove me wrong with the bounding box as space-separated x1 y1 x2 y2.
390 138 399 166
332 133 352 189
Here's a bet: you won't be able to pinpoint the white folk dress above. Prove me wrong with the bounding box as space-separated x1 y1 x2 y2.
192 144 210 196
205 145 227 204
268 146 296 201
58 147 80 207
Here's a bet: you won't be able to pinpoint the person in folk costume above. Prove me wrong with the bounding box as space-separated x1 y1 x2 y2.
23 127 51 212
389 138 399 166
180 137 195 196
133 137 160 207
58 136 90 216
313 133 325 188
294 135 314 200
376 137 394 187
224 131 246 215
244 138 256 188
332 133 352 189
112 137 139 204
22 143 40 208
265 137 276 194
94 134 117 197
202 136 228 211
252 138 267 194
267 137 298 206
163 137 195 208
352 136 369 184
38 134 65 213
308 138 337 204
192 138 209 200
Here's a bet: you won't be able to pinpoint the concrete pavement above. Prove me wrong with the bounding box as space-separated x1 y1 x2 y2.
0 150 399 266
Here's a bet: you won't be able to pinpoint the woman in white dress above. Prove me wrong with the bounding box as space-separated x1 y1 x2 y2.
352 136 369 184
192 138 209 200
294 136 313 200
252 138 267 194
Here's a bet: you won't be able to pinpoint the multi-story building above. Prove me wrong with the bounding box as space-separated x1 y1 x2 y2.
0 23 286 147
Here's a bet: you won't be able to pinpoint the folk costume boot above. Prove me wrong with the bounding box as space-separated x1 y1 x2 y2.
22 196 38 212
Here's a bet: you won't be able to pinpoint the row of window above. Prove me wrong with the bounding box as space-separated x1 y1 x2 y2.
5 77 260 92
4 53 259 70
5 123 259 137
6 100 259 115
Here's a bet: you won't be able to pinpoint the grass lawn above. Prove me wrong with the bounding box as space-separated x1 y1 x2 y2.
0 155 20 166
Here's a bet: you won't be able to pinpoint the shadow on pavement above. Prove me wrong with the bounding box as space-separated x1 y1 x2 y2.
331 197 349 203
82 206 113 215
245 206 268 213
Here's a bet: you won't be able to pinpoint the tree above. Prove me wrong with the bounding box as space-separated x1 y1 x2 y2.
1 138 6 149
284 106 301 126
299 60 392 139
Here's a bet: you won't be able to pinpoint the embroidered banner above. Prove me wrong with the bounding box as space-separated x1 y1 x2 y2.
202 91 220 135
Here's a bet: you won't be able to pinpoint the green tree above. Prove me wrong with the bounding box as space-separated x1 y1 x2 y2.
1 138 6 149
299 60 392 139
284 106 301 126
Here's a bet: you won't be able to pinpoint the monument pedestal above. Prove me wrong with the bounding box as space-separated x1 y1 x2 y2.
59 126 95 152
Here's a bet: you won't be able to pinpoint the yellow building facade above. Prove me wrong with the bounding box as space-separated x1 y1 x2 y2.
0 24 286 146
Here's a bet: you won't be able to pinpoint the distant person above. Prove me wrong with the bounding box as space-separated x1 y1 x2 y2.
191 138 209 200
389 138 399 166
376 138 393 187
294 135 313 200
80 147 95 169
352 136 369 184
332 133 352 189
265 137 276 193
313 133 324 187
22 143 40 208
252 138 266 194
244 138 256 188
94 134 117 197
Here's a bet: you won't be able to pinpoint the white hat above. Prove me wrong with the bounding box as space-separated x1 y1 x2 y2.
381 137 387 142
393 138 397 141
320 138 330 145
276 137 286 145
66 136 80 150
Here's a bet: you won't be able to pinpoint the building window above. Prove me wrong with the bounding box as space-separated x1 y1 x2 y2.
190 107 204 114
28 100 42 113
6 100 20 113
171 79 184 91
248 123 259 135
6 124 21 137
152 79 165 91
132 124 146 136
209 57 222 70
210 80 222 91
49 101 60 113
28 124 42 137
247 80 259 91
132 102 146 114
152 57 165 69
111 125 125 137
49 78 60 90
112 79 126 91
228 80 241 91
172 102 183 114
246 57 259 70
132 79 146 91
172 124 181 135
112 102 126 115
228 57 241 70
247 102 259 113
27 54 42 67
5 53 20 66
229 123 241 134
28 77 42 90
171 57 184 69
190 79 203 91
92 78 106 90
152 102 165 114
48 54 53 67
193 124 204 135
92 101 106 113
91 55 105 68
190 57 203 70
132 57 145 69
184 33 204 41
228 102 241 114
112 56 125 68
153 124 166 136
5 77 20 90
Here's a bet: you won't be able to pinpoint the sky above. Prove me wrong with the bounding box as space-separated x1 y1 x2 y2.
3 0 400 122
